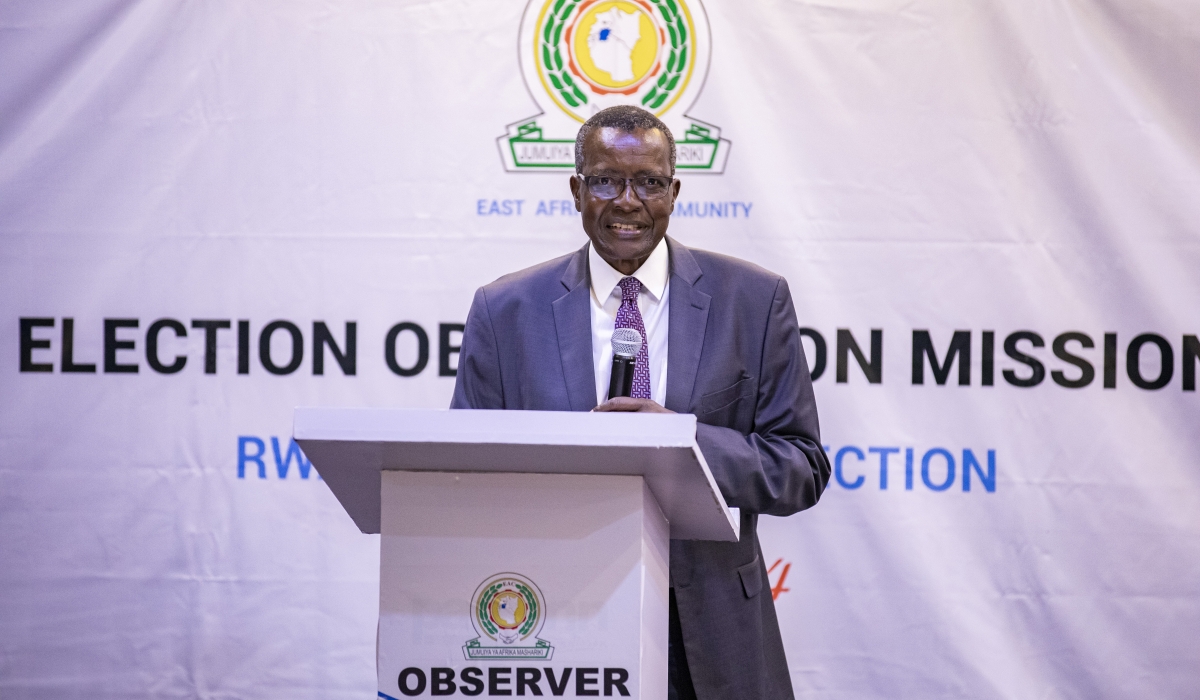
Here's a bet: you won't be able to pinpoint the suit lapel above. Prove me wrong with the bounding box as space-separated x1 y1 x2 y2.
552 244 598 412
665 238 710 413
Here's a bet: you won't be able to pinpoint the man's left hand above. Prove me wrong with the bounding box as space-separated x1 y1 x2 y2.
592 397 675 413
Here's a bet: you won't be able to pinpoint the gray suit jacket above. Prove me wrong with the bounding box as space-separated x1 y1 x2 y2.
451 237 830 699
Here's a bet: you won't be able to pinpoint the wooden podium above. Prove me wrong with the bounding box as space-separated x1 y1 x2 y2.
295 408 738 700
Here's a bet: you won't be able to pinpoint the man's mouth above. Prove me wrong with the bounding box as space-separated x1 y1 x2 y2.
607 222 649 234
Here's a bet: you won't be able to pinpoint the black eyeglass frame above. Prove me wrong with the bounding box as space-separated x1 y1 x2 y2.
577 174 677 201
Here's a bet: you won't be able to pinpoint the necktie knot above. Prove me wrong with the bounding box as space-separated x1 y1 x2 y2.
618 276 641 304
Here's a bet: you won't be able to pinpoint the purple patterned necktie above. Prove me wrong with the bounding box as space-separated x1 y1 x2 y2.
615 276 652 400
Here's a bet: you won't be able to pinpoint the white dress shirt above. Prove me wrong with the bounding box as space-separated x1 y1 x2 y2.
589 237 670 405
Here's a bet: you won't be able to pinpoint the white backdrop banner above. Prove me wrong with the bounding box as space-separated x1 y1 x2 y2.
1 0 1198 698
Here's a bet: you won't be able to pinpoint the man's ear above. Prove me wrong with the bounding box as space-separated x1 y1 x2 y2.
669 176 681 212
569 174 583 212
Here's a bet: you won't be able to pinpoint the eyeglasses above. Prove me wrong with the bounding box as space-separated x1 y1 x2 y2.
579 174 674 200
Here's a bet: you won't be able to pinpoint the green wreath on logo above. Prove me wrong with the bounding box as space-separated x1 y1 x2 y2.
538 0 692 112
477 582 504 636
539 0 589 108
514 583 540 636
642 0 690 110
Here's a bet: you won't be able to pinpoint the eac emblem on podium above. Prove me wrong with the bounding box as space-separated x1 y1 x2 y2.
464 573 554 660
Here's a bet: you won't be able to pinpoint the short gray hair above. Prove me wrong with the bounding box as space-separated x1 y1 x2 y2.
574 105 676 175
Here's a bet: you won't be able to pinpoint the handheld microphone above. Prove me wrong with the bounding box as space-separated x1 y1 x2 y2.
608 328 643 400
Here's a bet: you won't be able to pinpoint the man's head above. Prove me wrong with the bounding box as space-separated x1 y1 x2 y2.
570 106 681 276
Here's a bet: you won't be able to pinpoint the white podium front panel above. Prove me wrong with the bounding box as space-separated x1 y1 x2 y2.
377 471 668 700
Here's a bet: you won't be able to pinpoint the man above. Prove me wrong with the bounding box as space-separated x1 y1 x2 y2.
452 105 830 700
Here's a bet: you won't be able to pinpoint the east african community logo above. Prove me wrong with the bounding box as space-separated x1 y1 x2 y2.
464 573 554 660
499 0 731 172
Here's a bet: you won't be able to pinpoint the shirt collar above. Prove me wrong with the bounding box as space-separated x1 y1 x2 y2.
588 237 670 304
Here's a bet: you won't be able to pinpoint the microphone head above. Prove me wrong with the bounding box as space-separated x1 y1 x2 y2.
611 327 643 358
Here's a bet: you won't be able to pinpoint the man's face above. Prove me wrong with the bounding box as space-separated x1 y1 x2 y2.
570 127 681 275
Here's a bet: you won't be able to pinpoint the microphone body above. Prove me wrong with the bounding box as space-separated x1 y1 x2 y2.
608 353 636 399
607 327 644 400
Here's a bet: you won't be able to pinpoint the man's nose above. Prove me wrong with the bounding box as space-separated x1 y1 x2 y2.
612 180 642 210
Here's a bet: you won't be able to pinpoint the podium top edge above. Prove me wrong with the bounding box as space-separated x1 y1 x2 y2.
293 407 698 448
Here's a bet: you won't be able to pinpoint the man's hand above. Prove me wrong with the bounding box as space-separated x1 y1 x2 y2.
592 397 675 413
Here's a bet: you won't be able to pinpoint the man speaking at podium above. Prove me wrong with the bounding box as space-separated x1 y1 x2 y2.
452 106 830 700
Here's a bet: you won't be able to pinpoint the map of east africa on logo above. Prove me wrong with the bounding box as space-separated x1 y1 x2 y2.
499 0 731 172
464 573 555 659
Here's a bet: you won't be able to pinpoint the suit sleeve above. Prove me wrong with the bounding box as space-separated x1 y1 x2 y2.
694 277 831 516
450 287 505 410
